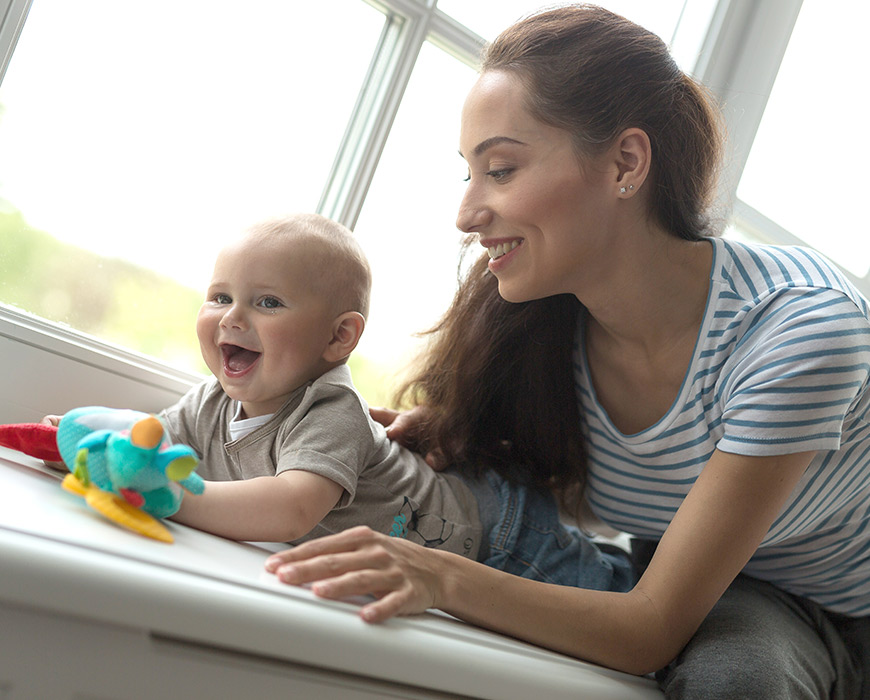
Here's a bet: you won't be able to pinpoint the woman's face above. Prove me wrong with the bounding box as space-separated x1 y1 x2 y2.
457 70 618 303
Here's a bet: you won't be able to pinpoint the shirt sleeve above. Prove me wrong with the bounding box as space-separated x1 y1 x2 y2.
273 380 376 505
718 287 870 456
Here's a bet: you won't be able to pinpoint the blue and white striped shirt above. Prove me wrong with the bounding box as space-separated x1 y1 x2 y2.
575 236 870 615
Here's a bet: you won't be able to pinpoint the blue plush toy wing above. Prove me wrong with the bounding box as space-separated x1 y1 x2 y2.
76 429 114 451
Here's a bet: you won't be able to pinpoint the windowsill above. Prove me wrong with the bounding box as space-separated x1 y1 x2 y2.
0 447 662 699
0 305 200 423
0 306 663 697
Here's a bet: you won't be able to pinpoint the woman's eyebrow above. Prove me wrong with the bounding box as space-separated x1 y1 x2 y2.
459 135 526 159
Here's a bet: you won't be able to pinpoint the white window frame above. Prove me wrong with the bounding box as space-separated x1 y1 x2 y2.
0 0 814 421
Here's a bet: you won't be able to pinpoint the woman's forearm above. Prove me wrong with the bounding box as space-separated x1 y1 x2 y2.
267 528 679 675
434 552 676 675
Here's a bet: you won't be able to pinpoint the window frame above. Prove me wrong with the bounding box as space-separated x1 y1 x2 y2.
0 0 818 419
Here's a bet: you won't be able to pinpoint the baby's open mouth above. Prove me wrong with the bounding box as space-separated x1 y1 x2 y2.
221 344 261 373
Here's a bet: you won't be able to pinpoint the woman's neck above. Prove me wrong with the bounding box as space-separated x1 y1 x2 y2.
580 232 712 361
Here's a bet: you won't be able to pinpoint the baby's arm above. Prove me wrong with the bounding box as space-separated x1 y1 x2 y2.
171 470 343 542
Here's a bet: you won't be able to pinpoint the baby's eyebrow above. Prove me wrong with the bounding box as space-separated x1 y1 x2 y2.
459 135 526 159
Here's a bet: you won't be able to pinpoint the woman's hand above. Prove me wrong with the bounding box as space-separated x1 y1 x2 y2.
265 526 446 622
368 405 444 469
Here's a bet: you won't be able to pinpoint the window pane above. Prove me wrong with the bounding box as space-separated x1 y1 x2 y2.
0 0 383 371
736 0 869 277
352 41 477 396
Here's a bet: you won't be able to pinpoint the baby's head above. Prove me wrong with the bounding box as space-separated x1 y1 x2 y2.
245 213 372 319
197 213 372 418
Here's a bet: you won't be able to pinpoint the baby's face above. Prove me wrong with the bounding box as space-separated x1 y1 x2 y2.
197 235 335 418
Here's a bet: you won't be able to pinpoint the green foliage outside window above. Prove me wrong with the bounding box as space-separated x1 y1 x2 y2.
0 205 395 406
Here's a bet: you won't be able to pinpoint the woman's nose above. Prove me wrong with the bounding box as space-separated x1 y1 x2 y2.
456 184 492 233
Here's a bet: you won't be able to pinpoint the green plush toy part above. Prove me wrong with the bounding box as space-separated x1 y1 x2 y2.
0 406 204 543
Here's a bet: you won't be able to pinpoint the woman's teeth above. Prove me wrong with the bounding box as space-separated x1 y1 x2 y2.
487 240 520 260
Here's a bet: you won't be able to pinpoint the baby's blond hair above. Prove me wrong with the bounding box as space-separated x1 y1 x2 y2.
245 213 372 319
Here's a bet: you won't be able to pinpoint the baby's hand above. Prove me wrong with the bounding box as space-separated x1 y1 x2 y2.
40 414 66 471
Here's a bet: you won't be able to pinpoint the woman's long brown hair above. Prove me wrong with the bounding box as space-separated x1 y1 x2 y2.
396 5 724 512
397 250 586 508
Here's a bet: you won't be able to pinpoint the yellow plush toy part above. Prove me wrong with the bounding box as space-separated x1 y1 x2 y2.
62 470 174 543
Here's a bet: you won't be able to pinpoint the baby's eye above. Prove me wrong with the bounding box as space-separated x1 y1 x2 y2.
258 296 283 309
212 293 232 304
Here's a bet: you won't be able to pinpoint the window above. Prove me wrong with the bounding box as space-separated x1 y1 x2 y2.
352 40 477 388
734 0 869 287
1 0 813 410
0 0 382 371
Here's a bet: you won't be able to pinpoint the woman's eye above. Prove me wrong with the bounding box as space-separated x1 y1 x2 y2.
486 168 514 182
259 297 283 309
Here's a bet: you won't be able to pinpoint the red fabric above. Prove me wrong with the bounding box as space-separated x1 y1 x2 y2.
0 423 61 461
119 488 145 508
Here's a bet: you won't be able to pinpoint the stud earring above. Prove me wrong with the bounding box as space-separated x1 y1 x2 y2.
620 186 627 194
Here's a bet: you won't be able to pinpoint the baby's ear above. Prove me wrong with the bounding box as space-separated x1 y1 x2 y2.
324 311 366 363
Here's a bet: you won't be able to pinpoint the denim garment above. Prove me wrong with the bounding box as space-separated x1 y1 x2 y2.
463 471 636 592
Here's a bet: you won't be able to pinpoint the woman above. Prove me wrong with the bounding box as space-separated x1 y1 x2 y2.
265 5 870 697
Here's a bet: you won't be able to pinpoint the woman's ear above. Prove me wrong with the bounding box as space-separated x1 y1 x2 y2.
323 311 366 363
613 127 652 196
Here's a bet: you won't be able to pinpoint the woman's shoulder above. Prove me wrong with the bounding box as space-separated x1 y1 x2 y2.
708 236 868 313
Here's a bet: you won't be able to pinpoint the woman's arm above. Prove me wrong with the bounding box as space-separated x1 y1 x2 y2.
172 470 343 542
265 448 814 674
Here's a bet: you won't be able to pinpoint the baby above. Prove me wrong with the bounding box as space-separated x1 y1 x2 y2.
48 212 632 591
165 213 481 556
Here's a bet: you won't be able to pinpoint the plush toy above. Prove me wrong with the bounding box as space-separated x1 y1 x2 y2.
0 407 204 543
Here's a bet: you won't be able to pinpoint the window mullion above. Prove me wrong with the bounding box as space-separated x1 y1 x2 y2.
693 0 803 208
426 8 485 69
0 0 32 83
318 0 436 230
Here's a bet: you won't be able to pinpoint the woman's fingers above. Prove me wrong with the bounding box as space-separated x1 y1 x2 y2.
359 589 418 622
265 525 378 571
368 406 399 428
264 526 439 620
274 546 392 586
307 564 405 600
369 405 432 449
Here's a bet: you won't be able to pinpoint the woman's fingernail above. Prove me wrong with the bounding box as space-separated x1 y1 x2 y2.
311 582 331 596
278 565 297 582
